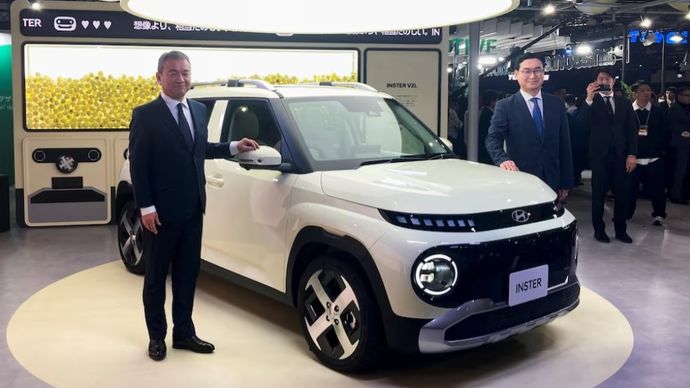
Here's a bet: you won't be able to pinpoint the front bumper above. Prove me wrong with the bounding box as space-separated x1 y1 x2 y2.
418 278 579 353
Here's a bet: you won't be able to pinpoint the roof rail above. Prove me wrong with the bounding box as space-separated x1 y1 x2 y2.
191 79 276 91
229 79 277 91
318 81 378 92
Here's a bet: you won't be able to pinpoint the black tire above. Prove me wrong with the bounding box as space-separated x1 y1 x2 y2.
117 200 146 274
297 254 385 372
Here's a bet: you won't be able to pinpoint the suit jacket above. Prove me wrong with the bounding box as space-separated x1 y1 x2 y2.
129 96 232 222
485 92 574 191
578 94 637 161
669 102 690 149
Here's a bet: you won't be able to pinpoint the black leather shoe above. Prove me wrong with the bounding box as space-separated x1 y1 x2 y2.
594 230 610 243
615 232 633 244
148 339 166 361
172 335 215 353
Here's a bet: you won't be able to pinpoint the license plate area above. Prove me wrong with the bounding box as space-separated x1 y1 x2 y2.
509 265 548 306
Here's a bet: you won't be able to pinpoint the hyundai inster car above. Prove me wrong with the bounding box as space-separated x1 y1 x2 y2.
116 80 579 372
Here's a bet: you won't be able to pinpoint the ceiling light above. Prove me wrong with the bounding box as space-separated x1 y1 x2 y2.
543 4 556 15
479 55 498 65
121 0 520 34
28 0 41 10
686 11 690 20
575 44 592 55
640 17 652 29
669 32 684 44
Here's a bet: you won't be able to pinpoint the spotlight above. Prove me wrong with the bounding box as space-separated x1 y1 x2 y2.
575 44 592 55
669 32 684 44
640 17 652 29
28 0 41 10
543 4 556 15
686 11 690 21
564 44 573 56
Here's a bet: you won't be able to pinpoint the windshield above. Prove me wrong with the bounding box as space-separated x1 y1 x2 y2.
284 96 451 170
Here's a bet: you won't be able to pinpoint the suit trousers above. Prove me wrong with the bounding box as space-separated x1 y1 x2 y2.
590 150 631 234
142 210 203 340
628 158 667 219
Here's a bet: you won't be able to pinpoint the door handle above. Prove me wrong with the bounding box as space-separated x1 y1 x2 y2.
206 175 224 187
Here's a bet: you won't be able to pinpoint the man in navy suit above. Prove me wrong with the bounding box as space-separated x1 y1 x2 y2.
129 51 258 361
485 53 574 201
579 69 637 243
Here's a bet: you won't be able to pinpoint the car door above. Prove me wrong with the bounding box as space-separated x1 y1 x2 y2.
202 99 297 292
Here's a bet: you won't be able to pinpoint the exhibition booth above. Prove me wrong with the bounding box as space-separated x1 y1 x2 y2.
4 1 690 387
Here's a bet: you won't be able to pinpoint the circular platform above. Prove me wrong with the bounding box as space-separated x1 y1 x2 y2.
8 261 633 387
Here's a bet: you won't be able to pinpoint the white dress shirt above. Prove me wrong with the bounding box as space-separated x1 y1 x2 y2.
586 92 615 114
519 89 544 120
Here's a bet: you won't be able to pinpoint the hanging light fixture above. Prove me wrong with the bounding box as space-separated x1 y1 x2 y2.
120 0 520 34
669 31 684 44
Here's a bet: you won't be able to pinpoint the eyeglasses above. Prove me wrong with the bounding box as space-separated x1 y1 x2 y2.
519 68 544 76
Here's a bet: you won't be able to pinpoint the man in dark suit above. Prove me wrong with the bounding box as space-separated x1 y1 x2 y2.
129 51 258 361
668 86 690 204
478 90 498 165
579 69 637 243
485 53 573 201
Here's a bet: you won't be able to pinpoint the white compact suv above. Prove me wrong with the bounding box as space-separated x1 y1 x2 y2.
116 80 579 372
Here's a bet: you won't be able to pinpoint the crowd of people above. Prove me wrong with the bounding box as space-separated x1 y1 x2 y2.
448 56 690 243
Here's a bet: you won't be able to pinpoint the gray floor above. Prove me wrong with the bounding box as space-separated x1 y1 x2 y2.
1 182 690 387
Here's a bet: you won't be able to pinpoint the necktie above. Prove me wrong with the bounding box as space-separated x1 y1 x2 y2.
604 96 614 115
177 102 194 147
531 97 543 137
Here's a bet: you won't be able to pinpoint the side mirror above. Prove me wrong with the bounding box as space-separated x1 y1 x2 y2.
440 137 453 151
238 146 283 170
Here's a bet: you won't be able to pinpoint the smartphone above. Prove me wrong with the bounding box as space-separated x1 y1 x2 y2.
598 84 611 92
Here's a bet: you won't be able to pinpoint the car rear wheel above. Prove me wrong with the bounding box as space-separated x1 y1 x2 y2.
117 200 146 274
297 255 385 372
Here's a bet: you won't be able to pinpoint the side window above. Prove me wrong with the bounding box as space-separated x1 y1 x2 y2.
221 100 282 158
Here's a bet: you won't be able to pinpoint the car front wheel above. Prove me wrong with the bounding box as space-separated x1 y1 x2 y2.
117 200 146 274
297 255 385 372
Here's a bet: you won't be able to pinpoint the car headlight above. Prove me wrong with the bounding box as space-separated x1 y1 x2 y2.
413 254 458 296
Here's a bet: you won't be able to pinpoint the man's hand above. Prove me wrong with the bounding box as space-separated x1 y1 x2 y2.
585 82 599 103
499 160 519 171
237 138 260 153
558 189 569 202
626 155 637 173
142 212 161 235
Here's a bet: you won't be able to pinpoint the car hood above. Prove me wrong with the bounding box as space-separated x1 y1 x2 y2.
321 159 556 214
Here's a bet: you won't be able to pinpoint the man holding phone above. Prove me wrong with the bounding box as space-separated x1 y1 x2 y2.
579 69 638 243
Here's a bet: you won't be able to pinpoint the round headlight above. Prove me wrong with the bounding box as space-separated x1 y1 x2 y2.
414 254 458 296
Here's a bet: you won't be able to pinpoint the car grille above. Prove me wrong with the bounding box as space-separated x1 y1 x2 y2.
379 201 565 232
443 283 580 341
413 222 577 308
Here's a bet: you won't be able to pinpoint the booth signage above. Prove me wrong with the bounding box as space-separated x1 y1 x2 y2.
20 9 442 44
449 37 497 55
544 50 618 72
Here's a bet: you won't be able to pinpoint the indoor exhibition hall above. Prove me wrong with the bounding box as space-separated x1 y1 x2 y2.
1 1 690 387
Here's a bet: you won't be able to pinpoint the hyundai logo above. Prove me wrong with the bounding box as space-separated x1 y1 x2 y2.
511 209 530 223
